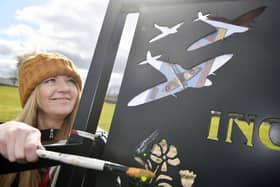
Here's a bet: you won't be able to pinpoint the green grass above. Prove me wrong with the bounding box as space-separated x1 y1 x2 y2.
0 85 22 122
0 85 115 132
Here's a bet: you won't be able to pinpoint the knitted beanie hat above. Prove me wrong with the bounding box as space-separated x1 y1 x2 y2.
18 52 82 107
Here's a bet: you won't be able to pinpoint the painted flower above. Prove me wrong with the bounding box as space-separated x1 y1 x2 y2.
179 170 197 187
150 139 180 172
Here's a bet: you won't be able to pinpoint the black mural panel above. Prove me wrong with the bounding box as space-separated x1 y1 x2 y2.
95 0 280 186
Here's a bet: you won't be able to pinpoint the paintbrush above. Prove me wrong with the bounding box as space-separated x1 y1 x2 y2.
36 149 155 179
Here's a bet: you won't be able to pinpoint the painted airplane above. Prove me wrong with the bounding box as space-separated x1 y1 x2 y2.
127 51 233 106
187 6 266 51
149 22 184 43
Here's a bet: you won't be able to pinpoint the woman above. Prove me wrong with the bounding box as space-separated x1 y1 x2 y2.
0 52 82 187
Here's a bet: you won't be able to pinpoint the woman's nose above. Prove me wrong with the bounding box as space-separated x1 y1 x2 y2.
56 79 70 92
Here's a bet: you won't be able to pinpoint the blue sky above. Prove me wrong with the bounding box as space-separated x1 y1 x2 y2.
0 0 46 28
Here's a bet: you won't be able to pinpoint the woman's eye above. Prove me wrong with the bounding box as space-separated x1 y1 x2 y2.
68 78 77 85
45 78 56 84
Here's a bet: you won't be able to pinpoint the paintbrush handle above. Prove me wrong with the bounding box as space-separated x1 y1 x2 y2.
36 149 121 171
37 149 155 179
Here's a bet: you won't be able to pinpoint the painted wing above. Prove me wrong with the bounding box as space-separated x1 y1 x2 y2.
205 19 248 37
147 60 186 82
187 31 220 51
127 80 183 106
233 6 266 27
184 54 233 88
187 21 248 51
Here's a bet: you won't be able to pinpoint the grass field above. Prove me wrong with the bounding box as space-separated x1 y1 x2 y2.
0 85 114 132
0 85 21 122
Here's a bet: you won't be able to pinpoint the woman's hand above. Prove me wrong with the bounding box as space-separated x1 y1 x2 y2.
0 121 43 163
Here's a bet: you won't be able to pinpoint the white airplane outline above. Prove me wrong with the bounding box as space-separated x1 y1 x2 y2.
128 51 233 106
149 22 184 43
193 12 210 22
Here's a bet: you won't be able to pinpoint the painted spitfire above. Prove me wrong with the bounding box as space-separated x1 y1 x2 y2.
128 51 233 106
187 6 266 51
149 22 184 43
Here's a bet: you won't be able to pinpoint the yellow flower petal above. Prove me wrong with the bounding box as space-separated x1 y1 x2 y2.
150 154 162 164
167 158 180 166
158 182 172 187
151 144 162 156
155 174 173 182
161 161 168 172
159 139 168 154
166 145 178 158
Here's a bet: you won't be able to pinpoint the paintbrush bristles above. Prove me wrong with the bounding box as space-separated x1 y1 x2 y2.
126 167 155 179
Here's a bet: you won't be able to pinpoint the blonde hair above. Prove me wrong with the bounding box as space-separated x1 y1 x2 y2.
17 87 81 140
0 53 81 187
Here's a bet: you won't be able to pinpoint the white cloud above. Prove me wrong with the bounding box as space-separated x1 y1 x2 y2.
0 0 109 74
0 39 24 55
19 0 108 61
2 24 36 38
0 57 17 78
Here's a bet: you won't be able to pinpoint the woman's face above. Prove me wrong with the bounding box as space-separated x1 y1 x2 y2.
37 75 79 120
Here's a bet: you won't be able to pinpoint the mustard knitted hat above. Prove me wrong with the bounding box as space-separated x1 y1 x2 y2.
18 52 82 107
